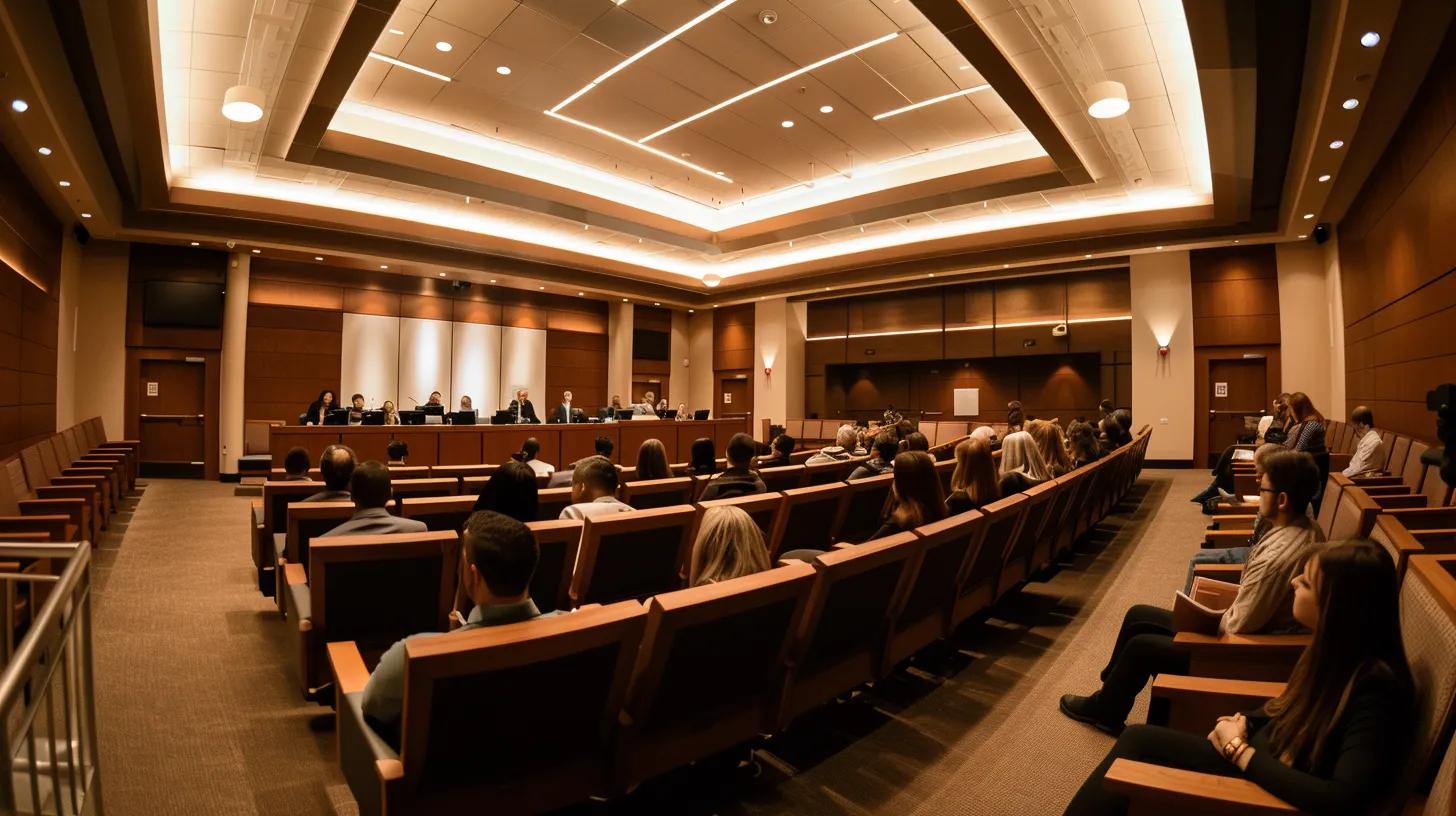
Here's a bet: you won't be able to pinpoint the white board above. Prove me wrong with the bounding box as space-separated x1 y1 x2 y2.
953 387 980 417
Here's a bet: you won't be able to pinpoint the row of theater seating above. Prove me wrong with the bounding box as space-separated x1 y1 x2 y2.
0 418 139 545
282 430 1151 813
782 418 1003 448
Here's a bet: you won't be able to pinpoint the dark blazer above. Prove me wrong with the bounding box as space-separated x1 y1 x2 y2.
552 403 576 423
509 399 540 423
302 401 328 426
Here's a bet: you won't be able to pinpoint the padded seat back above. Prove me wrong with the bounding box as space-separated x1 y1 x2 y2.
537 487 574 521
620 477 695 510
390 478 459 501
1389 436 1414 479
386 465 432 478
1405 441 1431 490
955 493 1027 623
1315 476 1344 537
285 501 356 572
935 458 956 495
1402 555 1456 793
694 492 784 543
571 506 696 606
768 483 846 558
758 465 807 493
999 480 1058 593
398 495 475 533
311 531 460 654
805 459 854 485
1379 430 1396 467
526 519 583 613
1330 485 1383 540
885 511 988 668
835 473 895 544
1420 463 1454 508
262 480 327 534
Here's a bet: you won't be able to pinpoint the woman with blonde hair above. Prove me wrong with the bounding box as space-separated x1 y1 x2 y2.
688 505 771 586
947 438 1001 515
634 438 672 481
999 430 1051 495
1028 419 1074 478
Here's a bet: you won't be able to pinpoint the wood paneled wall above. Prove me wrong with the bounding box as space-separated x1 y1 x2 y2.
0 142 61 458
632 304 671 403
827 354 1103 424
245 259 608 420
1190 246 1281 347
1340 26 1456 442
713 304 755 418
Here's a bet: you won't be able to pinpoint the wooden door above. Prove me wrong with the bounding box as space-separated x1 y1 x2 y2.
138 358 206 477
1207 358 1267 467
719 377 748 419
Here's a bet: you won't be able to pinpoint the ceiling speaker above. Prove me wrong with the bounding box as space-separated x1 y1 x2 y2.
1313 223 1331 244
72 223 90 245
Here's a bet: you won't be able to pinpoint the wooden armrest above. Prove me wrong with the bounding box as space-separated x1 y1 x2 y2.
1208 515 1257 529
1351 474 1398 485
1374 494 1427 509
1202 530 1253 548
1360 485 1412 496
0 515 70 540
283 562 307 587
1209 503 1257 516
1176 632 1311 682
1103 759 1297 813
47 477 105 488
1150 674 1285 732
61 467 112 476
327 641 371 695
34 486 97 501
1192 563 1246 583
18 498 83 514
98 440 140 447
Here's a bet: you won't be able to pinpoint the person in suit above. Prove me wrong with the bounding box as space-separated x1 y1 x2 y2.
320 461 427 538
302 390 335 426
699 433 767 501
553 390 576 423
633 391 658 416
302 445 354 502
508 388 540 423
362 511 545 745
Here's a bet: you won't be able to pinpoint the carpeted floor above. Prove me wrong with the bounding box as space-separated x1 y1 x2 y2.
91 468 1213 815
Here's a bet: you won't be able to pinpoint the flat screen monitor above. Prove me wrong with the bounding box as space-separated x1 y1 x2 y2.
491 410 515 425
323 408 350 426
660 410 678 420
417 404 445 416
399 410 425 426
449 410 477 425
615 409 635 421
143 280 224 328
693 409 710 420
360 410 385 426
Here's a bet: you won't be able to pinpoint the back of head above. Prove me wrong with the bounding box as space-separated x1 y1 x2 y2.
521 437 540 461
904 431 929 452
726 433 755 467
1253 442 1284 470
386 440 408 461
349 460 392 509
463 510 539 598
969 425 997 445
1000 431 1049 481
1262 450 1320 515
835 424 859 449
284 446 311 476
573 455 618 496
594 435 614 459
1288 392 1323 424
892 451 945 528
1007 400 1024 425
481 462 539 523
1350 405 1374 428
952 438 1001 504
773 434 795 455
1099 398 1114 416
873 431 899 463
1100 416 1123 444
1112 408 1132 432
1029 420 1070 470
690 437 716 469
688 505 770 586
320 444 356 491
635 439 670 480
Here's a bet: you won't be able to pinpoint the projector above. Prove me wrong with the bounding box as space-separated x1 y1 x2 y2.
1051 322 1068 337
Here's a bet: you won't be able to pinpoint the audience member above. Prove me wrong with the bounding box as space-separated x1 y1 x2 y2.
1181 443 1284 591
1058 450 1324 734
634 439 672 481
1284 392 1327 455
321 461 427 537
385 440 408 465
1007 400 1026 434
362 511 545 744
517 437 555 477
805 425 857 464
848 431 899 480
758 434 795 468
471 461 539 522
1098 398 1114 420
998 431 1050 495
303 444 355 502
946 439 1000 515
1065 540 1413 816
1112 408 1132 436
1028 419 1073 477
869 452 945 539
903 431 929 453
594 435 614 460
699 433 767 501
559 457 633 520
688 506 771 586
282 446 312 480
1342 405 1385 477
969 425 999 447
1097 416 1128 456
1066 421 1101 468
688 437 718 475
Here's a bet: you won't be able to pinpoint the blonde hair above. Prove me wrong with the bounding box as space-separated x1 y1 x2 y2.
999 431 1051 482
688 506 770 586
1027 419 1072 477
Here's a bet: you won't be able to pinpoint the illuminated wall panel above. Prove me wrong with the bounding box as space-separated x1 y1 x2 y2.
341 312 400 410
451 321 502 412
397 317 453 408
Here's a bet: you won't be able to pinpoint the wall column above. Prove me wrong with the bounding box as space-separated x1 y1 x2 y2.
73 241 128 438
669 309 689 409
1131 251 1195 462
219 253 250 477
753 298 807 440
688 310 713 414
1322 235 1346 416
55 228 81 428
1276 241 1339 417
607 300 633 407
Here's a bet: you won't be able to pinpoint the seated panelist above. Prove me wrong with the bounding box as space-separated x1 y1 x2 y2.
632 390 658 416
508 388 540 424
553 390 577 423
348 393 365 425
302 389 335 426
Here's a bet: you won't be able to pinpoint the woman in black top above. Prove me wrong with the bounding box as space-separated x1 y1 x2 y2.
945 438 999 515
1066 421 1102 468
303 389 335 425
688 437 717 475
1064 539 1414 815
1284 391 1327 455
471 461 539 522
869 452 945 540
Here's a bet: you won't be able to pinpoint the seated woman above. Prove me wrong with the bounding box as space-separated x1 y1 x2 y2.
1066 421 1101 468
998 431 1051 495
634 438 672 481
302 389 335 426
1007 400 1026 435
381 399 399 425
471 461 539 522
869 452 946 539
946 439 1000 515
688 506 771 586
1064 539 1413 815
688 437 718 475
1028 419 1073 477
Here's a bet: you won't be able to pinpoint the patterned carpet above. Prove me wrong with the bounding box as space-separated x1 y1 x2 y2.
90 469 1213 815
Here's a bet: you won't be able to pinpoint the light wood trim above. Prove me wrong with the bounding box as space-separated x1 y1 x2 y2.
327 640 371 695
1103 759 1297 813
1151 674 1287 702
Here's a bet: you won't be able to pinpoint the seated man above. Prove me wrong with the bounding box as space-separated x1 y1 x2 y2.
322 461 428 538
848 432 899 480
758 433 795 468
518 438 555 477
700 433 768 501
560 456 633 520
547 436 614 488
386 440 408 466
302 444 355 502
633 390 658 416
281 446 312 481
362 511 543 744
1059 450 1324 734
806 424 858 465
347 393 366 424
1343 405 1385 477
1182 442 1284 592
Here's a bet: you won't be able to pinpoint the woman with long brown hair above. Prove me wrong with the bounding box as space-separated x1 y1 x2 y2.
1064 539 1414 815
1284 391 1328 455
1028 419 1073 477
633 438 672 481
870 451 946 540
946 439 1000 515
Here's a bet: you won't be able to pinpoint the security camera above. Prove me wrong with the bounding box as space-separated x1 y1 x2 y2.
1051 322 1068 337
758 9 778 25
225 240 236 250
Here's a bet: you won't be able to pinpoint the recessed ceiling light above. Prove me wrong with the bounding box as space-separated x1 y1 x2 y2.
622 298 628 302
1003 263 1009 268
715 170 725 176
495 65 512 76
538 286 545 290
37 147 51 156
1342 98 1359 110
58 180 71 187
387 28 404 35
10 99 28 113
1303 213 1315 219
1329 139 1344 149
653 301 661 306
435 41 453 52
1086 80 1130 119
781 120 794 128
1317 174 1331 182
490 279 497 283
252 249 261 254
1084 253 1092 258
702 273 722 287
438 272 446 277
688 308 695 313
958 65 971 71
1360 31 1380 47
189 242 199 246
80 212 91 219
578 291 585 296
1156 245 1164 250
1298 234 1307 239
222 85 265 123
1233 239 1240 243
314 256 323 261
368 52 451 82
819 105 833 114
380 264 389 269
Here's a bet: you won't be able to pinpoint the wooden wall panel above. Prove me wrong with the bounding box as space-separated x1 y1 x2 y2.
1189 245 1280 347
245 305 343 422
713 304 755 371
546 330 607 412
0 142 61 459
832 354 1101 423
126 244 227 351
1338 28 1456 442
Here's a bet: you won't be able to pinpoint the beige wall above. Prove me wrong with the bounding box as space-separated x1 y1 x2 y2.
1322 237 1346 417
219 253 250 474
72 240 128 438
1276 240 1344 419
607 300 633 405
688 310 714 414
55 228 81 429
753 298 806 438
1130 251 1195 461
670 310 689 411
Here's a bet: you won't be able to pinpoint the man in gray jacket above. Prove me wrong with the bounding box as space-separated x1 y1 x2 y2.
320 461 427 538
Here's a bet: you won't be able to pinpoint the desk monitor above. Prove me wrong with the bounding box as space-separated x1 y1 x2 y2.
693 409 710 420
399 410 425 426
449 410 477 426
323 408 350 426
360 410 385 426
598 408 614 421
416 404 445 416
615 409 635 421
491 410 515 425
660 410 677 420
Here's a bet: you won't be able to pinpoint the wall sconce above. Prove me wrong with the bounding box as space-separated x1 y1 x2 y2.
763 366 772 377
1158 344 1170 357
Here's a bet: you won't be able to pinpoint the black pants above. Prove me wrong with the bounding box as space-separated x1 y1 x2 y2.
1095 605 1189 722
1210 445 1239 492
1064 724 1236 814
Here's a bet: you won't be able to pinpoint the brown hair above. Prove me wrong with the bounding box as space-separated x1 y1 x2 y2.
950 439 1000 508
1287 391 1324 424
634 438 671 480
889 451 946 530
1027 419 1072 477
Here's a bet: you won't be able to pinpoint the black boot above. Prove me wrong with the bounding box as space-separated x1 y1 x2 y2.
1059 693 1124 736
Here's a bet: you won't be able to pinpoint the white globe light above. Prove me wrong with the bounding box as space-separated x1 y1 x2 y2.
702 273 722 288
221 85 265 123
1086 80 1130 119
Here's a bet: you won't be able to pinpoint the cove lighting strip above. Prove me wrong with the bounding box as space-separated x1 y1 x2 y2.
550 0 739 114
873 84 990 121
544 109 734 182
806 314 1131 341
639 31 902 144
368 52 451 82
